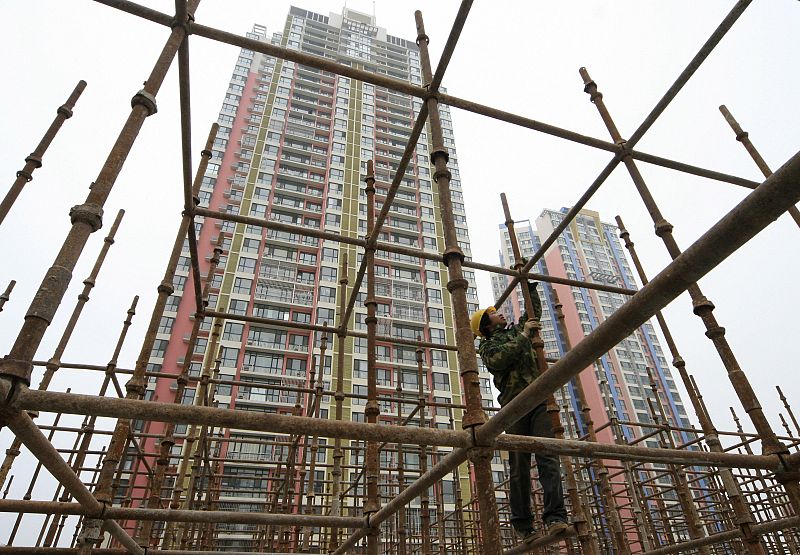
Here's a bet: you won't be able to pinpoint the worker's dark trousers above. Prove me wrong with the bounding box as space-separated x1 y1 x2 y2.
507 403 568 533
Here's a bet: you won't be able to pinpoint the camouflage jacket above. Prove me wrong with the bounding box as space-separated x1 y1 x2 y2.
478 282 542 406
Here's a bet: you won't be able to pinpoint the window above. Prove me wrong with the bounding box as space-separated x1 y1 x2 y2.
322 247 338 262
253 304 288 320
286 358 307 377
233 277 252 295
430 328 445 345
223 323 244 342
292 310 311 324
320 266 337 282
319 286 336 303
353 359 367 379
426 289 442 304
157 316 174 335
316 307 335 325
229 298 249 315
237 257 257 273
431 350 448 367
150 339 169 359
432 372 450 391
428 307 444 324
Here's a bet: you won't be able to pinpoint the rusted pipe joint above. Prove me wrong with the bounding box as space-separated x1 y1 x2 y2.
157 281 175 296
442 247 465 267
653 218 673 237
704 325 726 340
131 89 158 116
614 140 632 159
365 402 380 418
57 105 74 118
461 409 487 429
773 467 800 486
415 33 429 46
161 435 176 449
466 444 494 463
432 166 451 182
15 170 33 182
735 131 749 142
170 10 196 31
25 153 43 168
70 203 104 232
691 295 715 314
430 148 449 166
77 518 105 545
26 265 72 326
446 280 469 306
672 355 685 367
125 376 146 397
200 148 212 159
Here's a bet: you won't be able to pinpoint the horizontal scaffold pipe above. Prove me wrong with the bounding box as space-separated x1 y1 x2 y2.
0 549 315 555
95 0 758 190
641 515 800 555
0 499 363 528
193 207 636 296
11 388 786 471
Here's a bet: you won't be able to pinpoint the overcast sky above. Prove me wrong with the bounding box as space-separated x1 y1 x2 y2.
1 0 799 539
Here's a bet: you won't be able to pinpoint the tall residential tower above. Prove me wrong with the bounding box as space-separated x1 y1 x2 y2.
132 6 492 552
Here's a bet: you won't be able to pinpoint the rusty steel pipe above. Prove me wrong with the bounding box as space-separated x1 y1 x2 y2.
338 103 430 336
192 207 637 295
0 499 364 528
415 8 501 554
0 0 201 388
719 104 800 227
332 449 470 555
478 149 800 442
500 193 598 554
493 0 754 310
99 0 759 192
0 280 16 312
641 515 800 555
580 67 799 531
0 80 87 226
616 213 765 551
0 210 125 491
8 388 788 470
0 395 143 555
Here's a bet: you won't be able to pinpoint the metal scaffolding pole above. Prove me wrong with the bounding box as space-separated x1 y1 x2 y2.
0 80 86 226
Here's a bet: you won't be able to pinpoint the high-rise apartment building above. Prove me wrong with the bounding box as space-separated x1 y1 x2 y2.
132 6 493 552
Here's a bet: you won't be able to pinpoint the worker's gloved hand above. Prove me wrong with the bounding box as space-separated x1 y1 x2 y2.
522 319 538 338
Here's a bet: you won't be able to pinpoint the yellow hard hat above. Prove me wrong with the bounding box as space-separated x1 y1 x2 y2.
470 306 496 338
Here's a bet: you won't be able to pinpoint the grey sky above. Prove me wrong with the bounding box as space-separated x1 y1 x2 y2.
1 0 799 541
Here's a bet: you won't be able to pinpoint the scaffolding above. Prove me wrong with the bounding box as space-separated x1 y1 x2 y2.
1 1 799 554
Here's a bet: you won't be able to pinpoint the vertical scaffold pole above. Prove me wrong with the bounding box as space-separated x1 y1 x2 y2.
615 214 766 555
414 10 501 553
0 80 86 226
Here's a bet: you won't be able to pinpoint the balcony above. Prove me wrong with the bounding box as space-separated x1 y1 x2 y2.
254 278 313 307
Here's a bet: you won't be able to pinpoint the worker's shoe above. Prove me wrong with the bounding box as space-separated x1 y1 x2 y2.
545 519 570 536
513 521 535 542
515 528 536 543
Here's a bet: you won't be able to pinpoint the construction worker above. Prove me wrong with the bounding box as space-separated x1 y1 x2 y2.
470 280 569 540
